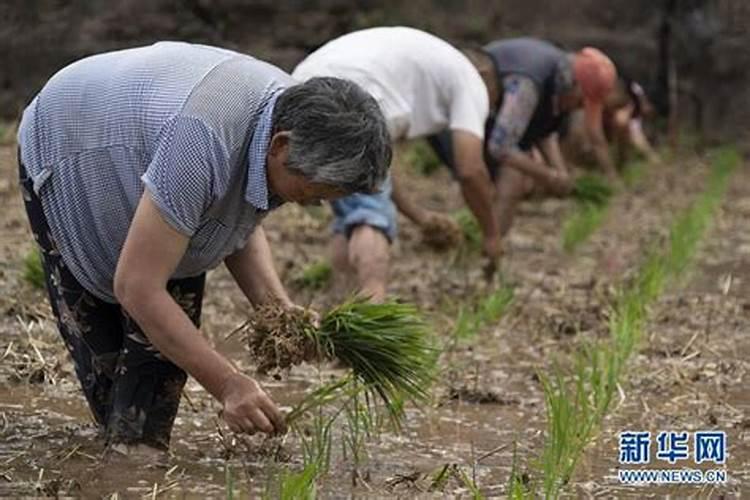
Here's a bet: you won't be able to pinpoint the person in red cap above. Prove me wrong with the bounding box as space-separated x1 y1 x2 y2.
427 38 618 237
574 47 619 178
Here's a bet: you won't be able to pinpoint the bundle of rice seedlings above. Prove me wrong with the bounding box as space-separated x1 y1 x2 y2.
571 174 614 207
243 298 437 422
421 214 464 250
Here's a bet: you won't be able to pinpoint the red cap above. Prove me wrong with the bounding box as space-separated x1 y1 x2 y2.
573 47 616 102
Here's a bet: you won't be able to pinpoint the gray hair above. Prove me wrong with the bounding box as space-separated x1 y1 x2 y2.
273 77 392 194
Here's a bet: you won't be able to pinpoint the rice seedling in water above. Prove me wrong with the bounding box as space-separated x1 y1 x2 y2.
453 285 514 340
225 464 235 500
455 466 484 499
243 298 437 425
23 249 45 289
265 461 319 500
341 384 378 483
292 260 332 290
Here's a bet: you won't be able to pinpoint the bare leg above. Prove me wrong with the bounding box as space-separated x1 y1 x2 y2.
348 225 390 303
496 167 528 237
330 234 353 299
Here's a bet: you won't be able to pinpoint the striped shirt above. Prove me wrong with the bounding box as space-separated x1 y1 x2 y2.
18 42 293 302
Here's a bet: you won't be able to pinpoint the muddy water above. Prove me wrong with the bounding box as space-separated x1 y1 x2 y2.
0 139 747 497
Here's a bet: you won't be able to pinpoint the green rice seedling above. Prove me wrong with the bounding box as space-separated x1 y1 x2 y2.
404 140 442 176
245 298 437 426
265 462 319 500
453 305 478 340
23 249 45 289
477 285 514 325
430 463 453 491
453 285 514 340
341 384 378 482
225 464 235 500
455 466 484 499
571 174 614 207
293 260 332 290
453 208 482 252
507 440 533 499
296 406 339 473
561 203 607 253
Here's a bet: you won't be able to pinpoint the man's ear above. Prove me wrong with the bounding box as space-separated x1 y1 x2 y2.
268 131 291 158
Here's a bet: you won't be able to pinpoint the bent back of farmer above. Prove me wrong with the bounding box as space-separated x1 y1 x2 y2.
429 37 616 236
20 42 293 301
17 41 390 455
294 27 500 301
486 37 571 152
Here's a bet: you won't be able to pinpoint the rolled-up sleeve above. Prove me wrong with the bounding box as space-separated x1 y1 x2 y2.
487 75 539 161
141 116 228 236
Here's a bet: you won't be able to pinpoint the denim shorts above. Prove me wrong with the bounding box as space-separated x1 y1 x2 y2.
331 175 397 242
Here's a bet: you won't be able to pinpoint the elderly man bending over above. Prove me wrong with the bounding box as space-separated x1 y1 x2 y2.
17 41 391 456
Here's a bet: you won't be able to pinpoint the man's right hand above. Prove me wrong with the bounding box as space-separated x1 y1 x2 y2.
220 372 286 435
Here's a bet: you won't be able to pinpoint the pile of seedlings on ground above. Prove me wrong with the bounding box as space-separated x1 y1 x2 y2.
241 298 437 423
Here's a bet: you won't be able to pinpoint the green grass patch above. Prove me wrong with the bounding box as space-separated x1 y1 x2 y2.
404 140 442 176
23 249 45 289
292 260 332 290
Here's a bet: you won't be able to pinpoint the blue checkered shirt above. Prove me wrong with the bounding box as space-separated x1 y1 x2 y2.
18 42 293 302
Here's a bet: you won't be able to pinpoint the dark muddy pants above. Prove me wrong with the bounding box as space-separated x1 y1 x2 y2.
427 128 502 182
18 160 205 450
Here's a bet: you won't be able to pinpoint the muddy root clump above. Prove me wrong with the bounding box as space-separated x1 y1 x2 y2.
421 215 463 250
244 304 320 376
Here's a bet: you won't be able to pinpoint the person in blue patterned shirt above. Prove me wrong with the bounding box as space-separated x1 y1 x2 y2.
17 41 391 457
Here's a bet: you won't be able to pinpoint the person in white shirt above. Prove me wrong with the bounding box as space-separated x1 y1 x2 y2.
293 26 501 301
